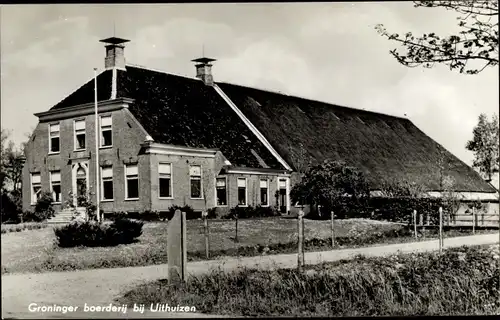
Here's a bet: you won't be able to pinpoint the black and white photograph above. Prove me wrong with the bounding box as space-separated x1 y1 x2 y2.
1 1 499 318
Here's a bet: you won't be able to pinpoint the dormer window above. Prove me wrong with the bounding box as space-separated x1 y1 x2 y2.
74 119 86 150
49 123 60 153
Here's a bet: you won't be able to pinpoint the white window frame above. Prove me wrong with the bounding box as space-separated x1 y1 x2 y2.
49 171 62 203
30 173 42 205
48 123 60 154
101 166 114 202
124 164 139 200
237 177 248 207
99 115 113 148
158 162 173 199
189 165 203 199
260 178 270 207
73 119 86 151
215 176 228 207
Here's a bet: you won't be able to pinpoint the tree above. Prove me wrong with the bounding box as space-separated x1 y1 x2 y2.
466 113 499 182
290 160 371 218
376 1 498 74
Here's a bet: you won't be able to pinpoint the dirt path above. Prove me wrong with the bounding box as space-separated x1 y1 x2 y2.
2 233 498 319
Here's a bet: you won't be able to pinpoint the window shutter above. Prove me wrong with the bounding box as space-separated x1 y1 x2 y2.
159 163 171 174
51 172 61 182
279 179 286 188
237 178 246 188
126 165 138 176
31 173 41 184
50 124 60 133
189 165 201 176
101 167 113 178
75 120 85 130
100 116 112 127
216 178 226 187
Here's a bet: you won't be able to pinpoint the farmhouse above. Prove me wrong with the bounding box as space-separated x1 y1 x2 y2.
22 37 499 220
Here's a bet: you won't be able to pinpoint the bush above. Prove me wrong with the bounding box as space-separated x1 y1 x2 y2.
22 210 52 223
223 205 280 219
165 205 199 220
31 191 55 221
206 207 218 219
54 218 144 248
1 192 20 223
1 222 48 234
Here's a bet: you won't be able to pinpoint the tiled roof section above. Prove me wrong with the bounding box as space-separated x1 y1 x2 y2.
50 70 113 110
115 66 284 170
216 82 496 193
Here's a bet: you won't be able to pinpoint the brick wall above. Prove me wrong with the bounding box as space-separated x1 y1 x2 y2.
23 106 149 212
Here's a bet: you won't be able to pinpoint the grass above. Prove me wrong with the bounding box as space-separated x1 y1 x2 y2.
1 222 48 234
117 244 500 316
1 217 496 274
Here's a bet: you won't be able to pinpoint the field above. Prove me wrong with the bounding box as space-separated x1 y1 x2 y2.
117 244 500 316
1 217 495 274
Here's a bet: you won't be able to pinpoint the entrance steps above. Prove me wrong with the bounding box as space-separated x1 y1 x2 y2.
48 207 86 224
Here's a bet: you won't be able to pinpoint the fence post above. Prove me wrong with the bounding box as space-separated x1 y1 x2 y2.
298 210 305 270
439 207 443 254
472 207 476 235
202 211 209 259
235 213 239 243
330 211 335 247
413 209 417 240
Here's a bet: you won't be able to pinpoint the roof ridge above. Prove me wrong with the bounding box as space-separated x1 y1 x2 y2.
125 63 201 81
217 81 409 121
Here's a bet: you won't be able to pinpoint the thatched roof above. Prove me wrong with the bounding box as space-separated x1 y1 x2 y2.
217 82 496 193
49 65 496 193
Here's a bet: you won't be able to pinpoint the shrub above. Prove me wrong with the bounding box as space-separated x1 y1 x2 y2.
1 192 20 223
140 210 160 221
1 222 48 234
206 207 218 219
165 205 198 220
224 205 280 219
27 191 55 222
54 218 144 248
106 211 128 221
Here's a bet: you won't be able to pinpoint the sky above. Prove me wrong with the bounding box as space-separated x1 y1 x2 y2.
1 3 498 186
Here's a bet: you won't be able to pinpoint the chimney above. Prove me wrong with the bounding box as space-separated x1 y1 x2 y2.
99 37 130 70
191 57 217 86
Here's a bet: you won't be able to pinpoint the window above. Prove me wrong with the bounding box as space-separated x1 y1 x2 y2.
260 179 269 206
101 166 113 200
100 115 112 147
49 123 60 153
125 164 139 199
216 177 227 206
31 173 42 204
159 163 172 198
190 165 202 198
50 171 61 203
74 120 86 150
237 178 247 206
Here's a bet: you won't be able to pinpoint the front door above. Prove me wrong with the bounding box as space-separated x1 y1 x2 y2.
72 162 89 207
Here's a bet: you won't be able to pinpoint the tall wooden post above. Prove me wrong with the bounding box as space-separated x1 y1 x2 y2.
413 209 417 240
472 207 476 235
439 207 443 254
330 211 335 247
235 213 239 243
202 211 209 259
297 210 305 270
167 210 187 285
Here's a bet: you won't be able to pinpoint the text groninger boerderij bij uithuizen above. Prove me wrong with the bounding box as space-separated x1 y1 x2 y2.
28 303 197 314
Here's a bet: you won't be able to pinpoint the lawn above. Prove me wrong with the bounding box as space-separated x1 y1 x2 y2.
1 217 495 274
117 244 500 316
